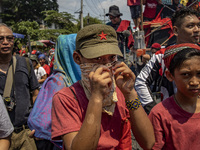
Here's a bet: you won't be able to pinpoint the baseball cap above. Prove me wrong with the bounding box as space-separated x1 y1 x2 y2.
30 55 39 63
75 24 123 59
151 43 161 49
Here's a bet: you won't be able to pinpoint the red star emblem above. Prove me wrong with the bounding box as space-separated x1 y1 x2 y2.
98 31 107 40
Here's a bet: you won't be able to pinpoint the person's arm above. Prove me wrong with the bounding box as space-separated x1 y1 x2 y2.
0 136 10 150
32 89 39 104
0 96 13 150
38 67 47 84
38 74 47 84
60 66 112 150
29 60 40 104
114 62 155 150
135 53 162 114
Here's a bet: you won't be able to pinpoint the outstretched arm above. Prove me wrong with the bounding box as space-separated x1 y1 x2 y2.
114 62 155 150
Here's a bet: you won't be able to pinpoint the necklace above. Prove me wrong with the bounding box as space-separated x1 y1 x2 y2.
173 95 182 108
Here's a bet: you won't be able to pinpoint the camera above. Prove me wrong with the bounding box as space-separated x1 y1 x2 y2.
3 97 16 111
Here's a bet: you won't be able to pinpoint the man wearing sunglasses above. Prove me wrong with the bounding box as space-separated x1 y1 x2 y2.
106 5 134 60
0 23 39 150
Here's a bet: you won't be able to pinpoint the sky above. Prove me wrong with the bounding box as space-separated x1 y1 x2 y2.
57 0 134 26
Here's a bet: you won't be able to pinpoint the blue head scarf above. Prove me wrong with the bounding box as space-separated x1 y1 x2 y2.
28 34 81 140
53 34 81 84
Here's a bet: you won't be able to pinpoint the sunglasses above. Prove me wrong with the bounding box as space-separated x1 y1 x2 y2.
109 16 117 20
0 35 14 44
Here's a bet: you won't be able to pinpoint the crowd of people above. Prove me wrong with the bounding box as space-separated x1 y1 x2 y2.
0 4 200 150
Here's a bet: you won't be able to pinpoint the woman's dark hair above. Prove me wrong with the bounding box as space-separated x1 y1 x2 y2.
169 48 200 75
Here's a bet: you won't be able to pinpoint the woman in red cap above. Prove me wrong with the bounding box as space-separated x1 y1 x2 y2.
149 43 200 150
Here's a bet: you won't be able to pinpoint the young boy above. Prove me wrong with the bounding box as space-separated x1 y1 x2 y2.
149 43 200 149
51 24 155 150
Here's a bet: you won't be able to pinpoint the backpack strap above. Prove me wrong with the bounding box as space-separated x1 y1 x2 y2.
3 56 17 98
25 57 31 76
3 56 17 111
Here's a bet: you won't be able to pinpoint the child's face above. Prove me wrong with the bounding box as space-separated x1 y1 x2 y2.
39 58 45 66
172 56 200 98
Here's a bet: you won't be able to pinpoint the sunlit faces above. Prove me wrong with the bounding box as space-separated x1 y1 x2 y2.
172 56 200 98
176 15 200 44
0 26 14 55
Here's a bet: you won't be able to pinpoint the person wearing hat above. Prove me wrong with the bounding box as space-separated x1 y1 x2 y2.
51 24 155 150
38 53 51 77
151 43 161 55
30 55 47 88
149 43 200 149
106 5 134 59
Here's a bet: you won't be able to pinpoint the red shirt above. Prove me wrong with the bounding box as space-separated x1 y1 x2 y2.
42 64 51 77
149 96 200 150
117 20 134 49
127 0 140 6
143 0 158 19
51 82 132 149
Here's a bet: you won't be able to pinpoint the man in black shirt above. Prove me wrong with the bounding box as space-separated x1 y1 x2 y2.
0 23 39 150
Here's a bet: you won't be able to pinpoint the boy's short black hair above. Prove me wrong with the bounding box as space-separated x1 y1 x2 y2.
169 48 200 75
171 7 199 27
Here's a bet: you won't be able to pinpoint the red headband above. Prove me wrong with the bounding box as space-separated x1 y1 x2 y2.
163 43 200 69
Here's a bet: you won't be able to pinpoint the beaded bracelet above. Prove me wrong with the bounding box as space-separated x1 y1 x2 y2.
126 98 141 110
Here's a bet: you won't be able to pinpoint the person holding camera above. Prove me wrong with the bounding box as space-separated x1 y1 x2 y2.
0 23 39 149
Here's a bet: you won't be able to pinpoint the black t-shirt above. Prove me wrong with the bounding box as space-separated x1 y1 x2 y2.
0 55 39 127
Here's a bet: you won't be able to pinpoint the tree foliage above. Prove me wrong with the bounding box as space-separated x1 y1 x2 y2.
42 10 78 33
0 0 103 48
11 21 73 44
12 21 40 41
77 16 103 30
1 0 58 26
